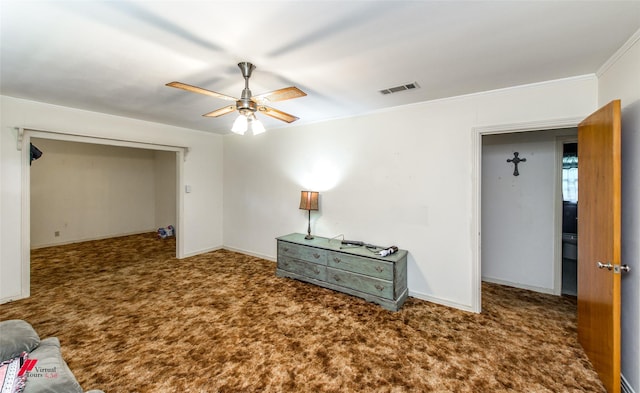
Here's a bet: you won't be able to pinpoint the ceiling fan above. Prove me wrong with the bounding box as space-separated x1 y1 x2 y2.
166 62 306 135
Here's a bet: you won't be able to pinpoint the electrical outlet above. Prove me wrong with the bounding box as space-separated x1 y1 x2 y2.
54 231 60 237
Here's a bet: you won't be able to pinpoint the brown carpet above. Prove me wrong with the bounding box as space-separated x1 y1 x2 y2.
0 233 604 392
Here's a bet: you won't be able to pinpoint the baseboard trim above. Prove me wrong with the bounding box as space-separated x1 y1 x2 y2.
30 229 157 249
225 247 476 312
0 294 25 305
222 246 276 262
181 245 224 258
224 247 478 313
482 277 556 295
622 373 636 393
408 290 476 313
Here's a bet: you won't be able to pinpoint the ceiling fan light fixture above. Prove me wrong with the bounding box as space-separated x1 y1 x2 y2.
231 114 248 134
167 61 306 135
251 117 266 135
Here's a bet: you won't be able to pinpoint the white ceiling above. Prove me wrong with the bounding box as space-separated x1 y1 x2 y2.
1 1 639 135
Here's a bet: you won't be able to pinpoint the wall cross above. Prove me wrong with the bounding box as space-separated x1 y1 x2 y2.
507 152 526 176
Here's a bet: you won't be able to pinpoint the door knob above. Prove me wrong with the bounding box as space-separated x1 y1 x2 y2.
597 261 613 270
618 264 631 273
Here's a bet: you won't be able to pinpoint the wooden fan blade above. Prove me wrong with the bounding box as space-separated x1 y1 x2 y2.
203 105 236 118
166 81 237 102
253 87 306 103
258 106 299 123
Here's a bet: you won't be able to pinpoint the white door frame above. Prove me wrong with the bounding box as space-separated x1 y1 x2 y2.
471 117 583 312
20 128 186 299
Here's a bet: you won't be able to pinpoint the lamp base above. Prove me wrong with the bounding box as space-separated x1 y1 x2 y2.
305 209 314 240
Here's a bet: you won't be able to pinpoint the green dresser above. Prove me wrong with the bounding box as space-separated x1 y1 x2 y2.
276 233 408 311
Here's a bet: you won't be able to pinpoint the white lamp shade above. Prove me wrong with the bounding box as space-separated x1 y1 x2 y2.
251 119 266 135
231 115 248 134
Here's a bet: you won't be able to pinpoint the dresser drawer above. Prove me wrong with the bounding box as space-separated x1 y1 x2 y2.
327 251 393 280
279 256 327 280
326 267 394 300
278 242 327 264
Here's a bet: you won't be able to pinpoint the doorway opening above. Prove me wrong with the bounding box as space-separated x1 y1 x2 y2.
472 117 583 313
480 129 576 296
29 137 177 249
20 128 186 299
561 142 578 296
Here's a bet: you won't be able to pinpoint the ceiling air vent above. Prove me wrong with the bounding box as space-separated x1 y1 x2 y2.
379 82 420 95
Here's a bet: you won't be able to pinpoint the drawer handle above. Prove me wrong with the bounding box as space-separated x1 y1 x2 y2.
283 247 289 252
313 253 321 259
312 267 320 274
375 266 384 273
333 275 341 282
283 261 289 266
333 257 341 263
374 284 385 291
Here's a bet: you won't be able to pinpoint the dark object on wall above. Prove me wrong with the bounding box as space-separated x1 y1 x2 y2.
507 152 526 176
30 143 43 165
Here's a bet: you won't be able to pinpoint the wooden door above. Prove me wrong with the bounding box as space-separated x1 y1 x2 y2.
577 100 622 393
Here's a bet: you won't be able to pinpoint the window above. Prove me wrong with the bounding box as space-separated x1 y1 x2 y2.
562 154 578 203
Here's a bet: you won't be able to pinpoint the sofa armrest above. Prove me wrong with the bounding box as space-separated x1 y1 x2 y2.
0 319 40 362
24 337 83 393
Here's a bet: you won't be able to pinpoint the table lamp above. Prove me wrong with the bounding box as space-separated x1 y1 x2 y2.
299 191 319 240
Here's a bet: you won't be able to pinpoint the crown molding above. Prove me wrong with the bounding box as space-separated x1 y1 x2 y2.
597 28 640 77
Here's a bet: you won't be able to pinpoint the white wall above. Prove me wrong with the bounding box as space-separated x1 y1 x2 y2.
598 30 640 393
481 130 574 294
0 95 223 302
223 75 597 311
30 138 159 247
